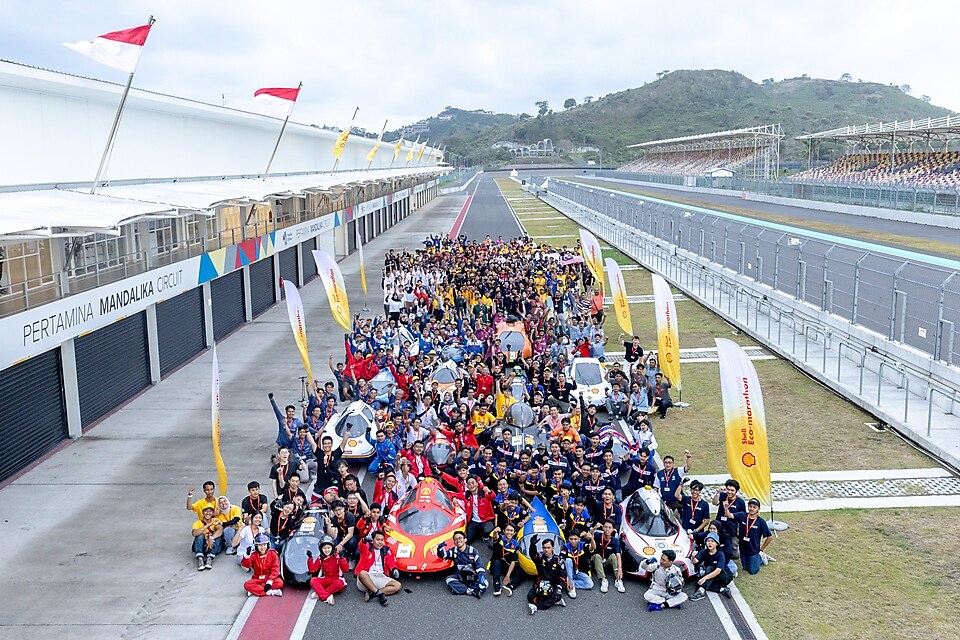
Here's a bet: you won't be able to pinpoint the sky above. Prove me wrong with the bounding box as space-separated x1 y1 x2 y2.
1 0 958 133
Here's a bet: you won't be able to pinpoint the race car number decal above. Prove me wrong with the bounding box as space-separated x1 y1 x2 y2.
397 544 413 558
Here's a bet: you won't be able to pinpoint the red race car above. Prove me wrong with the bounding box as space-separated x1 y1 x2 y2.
385 478 466 574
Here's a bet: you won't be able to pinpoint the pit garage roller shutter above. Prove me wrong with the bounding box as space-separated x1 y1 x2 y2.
157 287 205 377
301 240 318 282
210 270 244 341
75 312 150 426
279 246 298 288
0 348 68 483
249 258 275 317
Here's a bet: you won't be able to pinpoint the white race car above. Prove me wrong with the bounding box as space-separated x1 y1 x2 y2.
619 487 694 578
565 357 611 407
321 401 376 460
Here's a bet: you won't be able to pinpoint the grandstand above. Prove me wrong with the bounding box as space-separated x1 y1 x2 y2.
792 116 960 190
619 124 783 180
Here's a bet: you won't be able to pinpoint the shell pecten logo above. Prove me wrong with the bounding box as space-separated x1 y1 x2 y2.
741 451 757 468
664 352 674 363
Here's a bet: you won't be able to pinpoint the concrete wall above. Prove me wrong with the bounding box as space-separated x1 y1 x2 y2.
0 61 439 188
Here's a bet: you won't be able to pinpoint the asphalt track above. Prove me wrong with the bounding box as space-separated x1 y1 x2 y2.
457 175 525 241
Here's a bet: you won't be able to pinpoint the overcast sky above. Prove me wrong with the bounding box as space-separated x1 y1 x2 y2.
2 0 957 133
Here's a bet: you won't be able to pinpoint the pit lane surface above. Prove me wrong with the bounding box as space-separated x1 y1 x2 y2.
456 175 525 241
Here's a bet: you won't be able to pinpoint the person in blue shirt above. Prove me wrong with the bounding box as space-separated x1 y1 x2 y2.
560 529 594 598
727 498 772 575
436 531 488 597
653 451 692 509
268 392 302 448
622 447 657 496
712 479 747 559
690 532 733 600
598 450 624 501
589 520 625 594
365 427 397 474
679 480 712 535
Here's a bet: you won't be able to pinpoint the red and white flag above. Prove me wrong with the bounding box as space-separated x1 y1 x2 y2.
64 23 153 73
254 86 301 108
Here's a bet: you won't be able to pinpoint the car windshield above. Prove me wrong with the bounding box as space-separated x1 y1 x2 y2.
499 331 525 353
335 413 368 438
432 367 458 384
602 432 632 459
441 345 464 361
518 533 562 559
426 442 454 466
371 373 395 396
397 506 453 536
574 362 603 385
506 403 535 429
626 492 678 537
281 534 314 575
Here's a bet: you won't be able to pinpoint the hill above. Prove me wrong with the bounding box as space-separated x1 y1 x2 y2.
427 70 955 166
385 106 518 144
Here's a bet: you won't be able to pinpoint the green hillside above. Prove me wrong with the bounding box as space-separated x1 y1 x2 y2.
426 70 955 166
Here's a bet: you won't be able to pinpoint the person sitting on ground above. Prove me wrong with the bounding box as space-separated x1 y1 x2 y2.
690 532 733 601
231 511 268 565
436 531 488 598
191 506 224 571
526 536 567 614
642 549 688 611
652 372 674 420
561 528 594 598
488 522 521 597
216 496 242 554
355 530 402 606
590 520 625 594
269 446 299 498
307 536 349 605
241 533 283 597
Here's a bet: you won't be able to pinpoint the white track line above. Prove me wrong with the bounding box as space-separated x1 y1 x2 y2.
289 595 318 640
708 592 742 640
224 596 257 640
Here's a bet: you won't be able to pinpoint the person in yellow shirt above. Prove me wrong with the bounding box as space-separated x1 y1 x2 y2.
471 404 498 444
192 507 224 571
216 496 244 555
187 481 218 519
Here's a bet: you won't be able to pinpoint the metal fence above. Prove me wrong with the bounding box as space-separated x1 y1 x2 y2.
598 169 960 217
549 179 960 367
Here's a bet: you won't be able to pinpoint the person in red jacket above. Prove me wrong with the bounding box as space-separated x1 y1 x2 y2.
373 472 400 514
307 536 349 605
355 530 402 606
451 475 497 543
401 440 432 479
240 533 283 597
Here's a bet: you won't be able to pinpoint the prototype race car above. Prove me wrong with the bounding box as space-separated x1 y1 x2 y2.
424 432 456 470
493 402 550 454
391 326 420 357
369 369 397 404
619 487 694 578
495 320 532 363
565 357 611 407
280 505 329 586
598 424 636 459
428 359 464 395
321 401 376 460
385 477 466 574
516 497 565 575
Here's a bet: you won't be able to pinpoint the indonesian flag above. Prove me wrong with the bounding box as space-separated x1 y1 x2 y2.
64 22 153 73
253 86 301 108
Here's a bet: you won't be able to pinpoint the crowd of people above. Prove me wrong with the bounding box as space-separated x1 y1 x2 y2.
186 233 774 613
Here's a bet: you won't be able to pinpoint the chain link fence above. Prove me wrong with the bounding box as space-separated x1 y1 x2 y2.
550 179 960 367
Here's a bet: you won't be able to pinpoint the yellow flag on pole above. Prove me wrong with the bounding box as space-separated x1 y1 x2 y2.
281 279 314 383
417 139 429 162
211 345 228 495
604 257 632 336
406 135 420 162
367 119 388 163
393 134 404 162
578 228 604 289
651 273 681 391
355 224 368 296
333 128 350 159
716 338 772 506
312 250 352 331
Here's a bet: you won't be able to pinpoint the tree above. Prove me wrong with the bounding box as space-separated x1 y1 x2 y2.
518 112 532 121
655 70 671 80
535 100 549 117
563 98 577 110
900 84 911 94
583 96 593 104
762 78 774 85
921 95 932 103
840 73 852 82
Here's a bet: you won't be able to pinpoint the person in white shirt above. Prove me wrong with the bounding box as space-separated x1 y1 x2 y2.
642 550 688 610
394 458 419 500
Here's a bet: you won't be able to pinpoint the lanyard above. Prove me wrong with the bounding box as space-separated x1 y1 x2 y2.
689 498 701 524
744 515 758 540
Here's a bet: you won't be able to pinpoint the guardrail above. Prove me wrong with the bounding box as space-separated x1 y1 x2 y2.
439 170 482 195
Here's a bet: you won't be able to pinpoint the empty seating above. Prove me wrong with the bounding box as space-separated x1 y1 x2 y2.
788 151 960 190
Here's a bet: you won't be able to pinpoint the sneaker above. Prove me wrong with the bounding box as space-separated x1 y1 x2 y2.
502 585 513 597
471 588 482 599
761 551 770 565
196 556 205 571
363 590 371 603
557 597 567 607
600 578 609 593
309 591 318 600
615 579 625 593
690 588 706 601
377 593 389 607
720 587 732 599
225 547 237 556
204 555 214 570
267 589 283 597
528 603 537 615
325 595 335 606
647 603 663 612
493 585 502 597
568 587 577 599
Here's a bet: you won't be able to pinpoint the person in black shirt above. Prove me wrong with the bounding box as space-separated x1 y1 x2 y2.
241 481 268 525
526 536 567 614
489 523 521 596
690 532 733 600
547 373 576 411
620 334 644 364
324 501 358 560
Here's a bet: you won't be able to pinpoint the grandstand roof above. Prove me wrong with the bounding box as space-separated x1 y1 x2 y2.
796 115 960 143
628 124 784 151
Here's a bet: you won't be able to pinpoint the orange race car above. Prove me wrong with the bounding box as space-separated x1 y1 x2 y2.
495 320 532 362
385 478 466 574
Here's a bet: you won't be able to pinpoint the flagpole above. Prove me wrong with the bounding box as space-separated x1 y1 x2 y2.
367 119 388 171
333 106 359 172
261 81 301 178
90 14 154 194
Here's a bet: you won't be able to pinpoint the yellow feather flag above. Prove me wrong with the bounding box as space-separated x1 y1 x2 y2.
281 279 314 383
417 139 429 161
333 127 350 159
367 119 388 163
651 273 681 391
355 223 368 296
604 257 632 336
211 345 228 495
578 228 604 289
406 134 420 162
393 134 404 162
716 338 772 506
312 250 352 331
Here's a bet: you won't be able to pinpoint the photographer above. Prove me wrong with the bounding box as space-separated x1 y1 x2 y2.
435 531 488 598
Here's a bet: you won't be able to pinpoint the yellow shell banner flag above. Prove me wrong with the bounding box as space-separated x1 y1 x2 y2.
333 128 350 159
312 250 352 331
406 135 420 162
393 135 404 161
211 345 228 495
578 228 604 291
651 273 681 391
355 224 367 296
604 257 632 336
281 279 314 383
716 338 772 507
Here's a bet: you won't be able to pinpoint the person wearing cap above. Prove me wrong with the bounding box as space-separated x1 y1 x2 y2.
241 533 283 597
726 497 772 575
690 532 733 600
307 536 349 605
191 506 225 571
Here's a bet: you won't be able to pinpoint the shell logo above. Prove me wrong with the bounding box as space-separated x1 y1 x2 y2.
532 516 546 527
664 352 674 363
591 388 599 394
421 487 431 495
348 439 358 447
741 452 757 468
642 546 656 555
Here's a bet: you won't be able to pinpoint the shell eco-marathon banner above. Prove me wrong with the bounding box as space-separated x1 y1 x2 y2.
0 207 342 370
